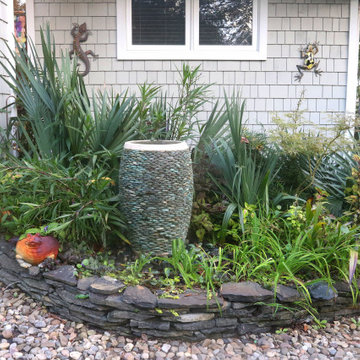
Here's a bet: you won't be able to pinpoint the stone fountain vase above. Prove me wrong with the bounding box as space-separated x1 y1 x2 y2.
119 140 193 255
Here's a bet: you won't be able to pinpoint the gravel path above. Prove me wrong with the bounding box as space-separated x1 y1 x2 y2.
0 284 359 360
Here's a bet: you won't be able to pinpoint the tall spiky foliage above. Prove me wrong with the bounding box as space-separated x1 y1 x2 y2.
0 25 138 171
207 96 279 229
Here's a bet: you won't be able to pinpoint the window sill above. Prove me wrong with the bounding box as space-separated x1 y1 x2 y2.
116 48 267 61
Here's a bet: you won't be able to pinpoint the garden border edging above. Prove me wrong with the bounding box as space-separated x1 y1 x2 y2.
0 240 359 341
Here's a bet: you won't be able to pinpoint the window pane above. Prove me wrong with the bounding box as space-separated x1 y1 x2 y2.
199 0 253 46
132 0 185 45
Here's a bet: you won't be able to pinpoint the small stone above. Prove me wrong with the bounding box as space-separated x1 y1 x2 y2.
124 343 134 352
61 349 70 357
266 351 277 358
59 333 68 347
123 354 134 360
2 329 13 339
0 343 9 350
244 345 254 355
161 344 171 353
329 348 337 356
34 320 46 328
70 351 82 360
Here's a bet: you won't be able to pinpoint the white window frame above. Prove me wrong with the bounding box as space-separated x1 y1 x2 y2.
116 0 267 60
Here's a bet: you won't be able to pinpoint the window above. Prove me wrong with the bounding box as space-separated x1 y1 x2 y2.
116 0 267 60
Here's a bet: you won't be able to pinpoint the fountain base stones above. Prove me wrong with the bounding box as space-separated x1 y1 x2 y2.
119 141 193 255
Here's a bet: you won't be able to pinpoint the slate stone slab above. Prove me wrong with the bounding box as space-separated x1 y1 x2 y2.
0 239 15 255
22 278 50 292
201 326 237 336
130 319 170 331
0 269 18 284
232 302 254 310
215 317 238 327
157 290 223 309
107 310 155 322
307 281 337 301
276 284 303 302
56 289 103 310
171 313 215 323
77 276 99 291
28 266 41 277
44 265 77 286
173 319 215 331
238 323 272 335
105 295 138 312
0 254 23 273
221 282 273 302
89 276 125 295
122 285 157 309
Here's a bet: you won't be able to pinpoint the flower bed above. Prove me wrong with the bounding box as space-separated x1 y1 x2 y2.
1 239 359 341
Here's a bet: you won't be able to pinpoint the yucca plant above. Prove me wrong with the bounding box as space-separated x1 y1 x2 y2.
0 25 138 172
0 26 86 160
207 96 279 229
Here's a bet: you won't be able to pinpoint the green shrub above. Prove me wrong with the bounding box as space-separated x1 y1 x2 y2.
0 158 126 248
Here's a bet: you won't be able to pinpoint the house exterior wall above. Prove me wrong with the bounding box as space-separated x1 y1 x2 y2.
0 0 14 128
33 0 353 128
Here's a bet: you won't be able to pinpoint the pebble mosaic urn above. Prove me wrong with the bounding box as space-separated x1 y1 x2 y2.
119 140 194 255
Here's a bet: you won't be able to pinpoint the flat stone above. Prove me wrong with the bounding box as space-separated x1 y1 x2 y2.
44 265 77 286
232 302 252 310
77 276 99 291
0 254 23 273
130 319 170 331
0 239 15 255
171 313 215 323
307 281 337 301
56 289 101 310
157 290 223 309
105 295 138 311
122 286 157 309
28 266 40 276
22 278 50 292
221 282 273 302
276 284 303 302
215 317 238 327
89 276 125 295
173 319 215 331
107 310 154 322
238 323 272 335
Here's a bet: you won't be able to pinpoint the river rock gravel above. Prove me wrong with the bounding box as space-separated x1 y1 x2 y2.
0 284 359 360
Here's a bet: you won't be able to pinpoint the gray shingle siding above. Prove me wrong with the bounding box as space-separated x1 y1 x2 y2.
33 0 352 127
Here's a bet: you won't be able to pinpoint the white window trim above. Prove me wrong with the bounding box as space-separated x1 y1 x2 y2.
26 0 35 47
116 0 268 61
345 0 359 115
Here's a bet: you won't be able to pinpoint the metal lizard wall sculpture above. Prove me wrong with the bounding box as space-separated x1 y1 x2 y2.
295 42 322 82
69 23 98 77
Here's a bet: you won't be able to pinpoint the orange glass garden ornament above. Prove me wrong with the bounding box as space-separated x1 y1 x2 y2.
16 233 59 265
